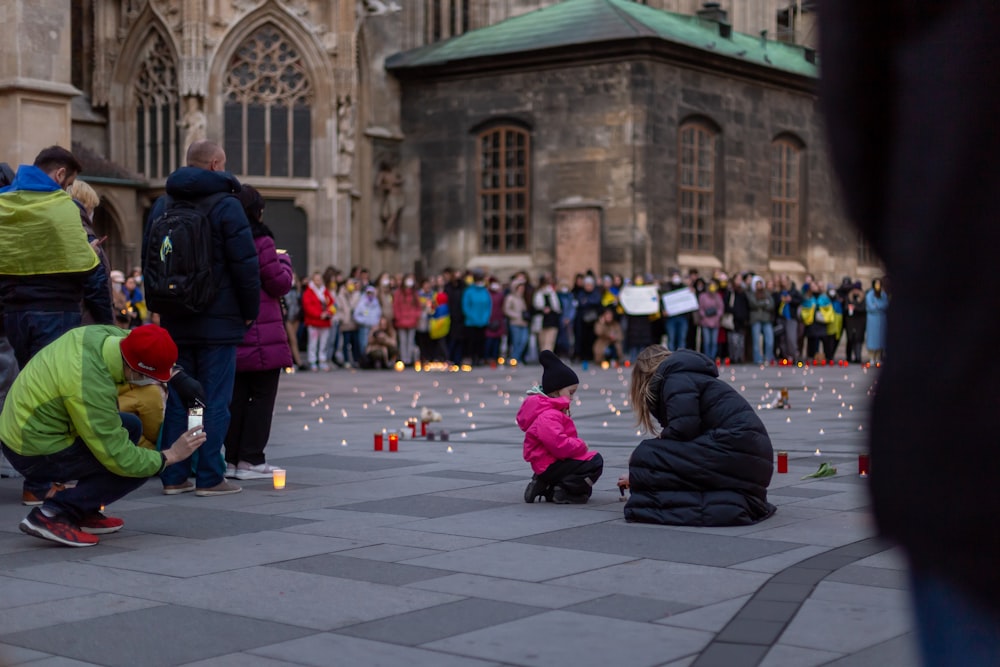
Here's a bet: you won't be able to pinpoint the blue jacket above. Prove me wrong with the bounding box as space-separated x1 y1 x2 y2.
462 284 492 328
144 168 260 345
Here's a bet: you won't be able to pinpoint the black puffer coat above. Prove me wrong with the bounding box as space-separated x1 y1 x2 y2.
625 349 776 526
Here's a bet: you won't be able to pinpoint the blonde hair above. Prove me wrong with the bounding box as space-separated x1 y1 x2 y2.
67 179 100 214
629 344 671 434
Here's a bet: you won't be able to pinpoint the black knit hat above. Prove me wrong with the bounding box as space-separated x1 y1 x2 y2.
540 350 579 395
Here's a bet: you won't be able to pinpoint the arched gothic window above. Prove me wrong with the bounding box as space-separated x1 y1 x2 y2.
224 25 313 177
134 32 181 179
478 126 530 254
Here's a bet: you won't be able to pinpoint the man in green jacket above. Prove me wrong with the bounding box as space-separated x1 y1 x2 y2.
0 324 205 547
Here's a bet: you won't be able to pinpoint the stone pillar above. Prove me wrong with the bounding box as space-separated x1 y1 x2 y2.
0 0 79 165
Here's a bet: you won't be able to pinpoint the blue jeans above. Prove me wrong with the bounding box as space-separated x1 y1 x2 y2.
701 326 719 360
5 310 82 369
509 325 529 363
484 336 500 362
341 330 361 366
357 326 370 356
751 321 775 364
160 344 236 488
911 569 1000 666
2 413 145 522
666 315 688 351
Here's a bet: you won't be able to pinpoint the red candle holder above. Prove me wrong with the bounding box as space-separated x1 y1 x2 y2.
373 431 383 451
858 453 870 476
777 451 788 474
421 421 427 437
388 431 399 452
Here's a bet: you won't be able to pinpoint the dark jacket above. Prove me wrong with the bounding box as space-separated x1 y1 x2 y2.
144 167 260 345
625 349 776 526
820 0 1000 609
236 231 293 372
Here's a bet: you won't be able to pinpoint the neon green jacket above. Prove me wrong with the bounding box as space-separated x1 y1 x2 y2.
0 326 162 477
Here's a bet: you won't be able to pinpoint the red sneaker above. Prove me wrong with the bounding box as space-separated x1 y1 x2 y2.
79 512 124 535
19 508 99 547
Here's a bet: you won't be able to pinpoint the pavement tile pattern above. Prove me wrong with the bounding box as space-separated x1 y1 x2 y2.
0 361 918 666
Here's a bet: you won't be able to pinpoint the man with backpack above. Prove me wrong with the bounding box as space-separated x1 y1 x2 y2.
143 140 260 497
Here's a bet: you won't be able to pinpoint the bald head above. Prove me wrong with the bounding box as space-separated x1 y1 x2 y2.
186 141 226 172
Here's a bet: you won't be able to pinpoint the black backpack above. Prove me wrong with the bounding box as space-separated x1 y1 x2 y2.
142 193 227 316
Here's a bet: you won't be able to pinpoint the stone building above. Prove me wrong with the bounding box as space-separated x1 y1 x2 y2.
376 0 872 284
1 0 864 286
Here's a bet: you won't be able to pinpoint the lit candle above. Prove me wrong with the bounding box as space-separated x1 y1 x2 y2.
272 468 286 490
388 431 399 452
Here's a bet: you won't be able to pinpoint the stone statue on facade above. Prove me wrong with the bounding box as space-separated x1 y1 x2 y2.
375 160 403 247
178 97 207 150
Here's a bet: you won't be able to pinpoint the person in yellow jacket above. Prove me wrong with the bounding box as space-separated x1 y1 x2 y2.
0 325 205 547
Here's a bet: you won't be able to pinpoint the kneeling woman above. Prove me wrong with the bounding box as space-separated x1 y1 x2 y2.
623 346 776 526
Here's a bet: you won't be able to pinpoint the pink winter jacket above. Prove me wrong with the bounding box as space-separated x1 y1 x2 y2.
516 391 597 475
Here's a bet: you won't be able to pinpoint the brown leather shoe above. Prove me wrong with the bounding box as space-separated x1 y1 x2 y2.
195 480 242 497
22 482 67 506
162 480 195 495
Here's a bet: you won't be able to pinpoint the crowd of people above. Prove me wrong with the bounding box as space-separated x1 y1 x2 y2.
0 141 860 552
281 266 890 372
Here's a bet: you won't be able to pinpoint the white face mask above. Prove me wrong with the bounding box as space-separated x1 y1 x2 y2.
404 279 414 288
381 279 390 287
671 276 682 285
489 283 501 292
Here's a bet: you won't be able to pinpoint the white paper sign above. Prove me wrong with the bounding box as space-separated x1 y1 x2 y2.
662 288 699 316
619 285 661 315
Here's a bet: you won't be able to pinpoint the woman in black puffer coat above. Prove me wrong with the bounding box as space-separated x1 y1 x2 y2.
623 346 776 526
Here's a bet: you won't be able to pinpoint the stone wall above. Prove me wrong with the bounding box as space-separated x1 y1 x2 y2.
398 53 858 285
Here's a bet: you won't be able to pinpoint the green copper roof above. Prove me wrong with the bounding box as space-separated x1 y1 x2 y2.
387 0 817 78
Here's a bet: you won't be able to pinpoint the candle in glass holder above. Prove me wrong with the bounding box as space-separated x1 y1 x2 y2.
388 431 399 452
777 451 788 474
858 453 870 476
272 469 286 489
373 431 383 451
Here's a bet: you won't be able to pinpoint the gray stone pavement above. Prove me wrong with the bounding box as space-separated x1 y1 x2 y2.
0 360 919 667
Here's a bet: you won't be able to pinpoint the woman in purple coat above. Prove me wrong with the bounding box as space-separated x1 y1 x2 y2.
225 185 294 480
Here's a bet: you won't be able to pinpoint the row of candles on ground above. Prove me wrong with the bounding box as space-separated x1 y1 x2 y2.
776 450 871 477
373 419 450 451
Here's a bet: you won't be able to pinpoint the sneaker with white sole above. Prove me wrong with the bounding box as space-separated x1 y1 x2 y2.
225 463 237 479
19 508 98 547
234 462 279 480
79 512 125 535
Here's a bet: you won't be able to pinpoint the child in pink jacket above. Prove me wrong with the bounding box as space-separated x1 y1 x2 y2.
516 350 603 504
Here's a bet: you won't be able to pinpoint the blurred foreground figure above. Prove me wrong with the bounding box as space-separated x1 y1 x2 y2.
820 2 1000 664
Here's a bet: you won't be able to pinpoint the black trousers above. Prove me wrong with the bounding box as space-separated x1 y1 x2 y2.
539 453 604 497
225 368 281 466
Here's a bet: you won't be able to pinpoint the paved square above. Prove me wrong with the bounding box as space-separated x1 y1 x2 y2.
0 361 915 666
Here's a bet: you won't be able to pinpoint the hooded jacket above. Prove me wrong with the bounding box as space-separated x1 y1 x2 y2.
517 388 597 475
144 167 260 344
0 326 163 478
625 349 776 526
236 232 294 372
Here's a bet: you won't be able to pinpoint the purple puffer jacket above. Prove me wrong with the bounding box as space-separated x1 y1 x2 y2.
237 235 294 372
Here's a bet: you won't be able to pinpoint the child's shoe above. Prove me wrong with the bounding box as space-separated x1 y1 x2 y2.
523 475 553 503
552 487 589 504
